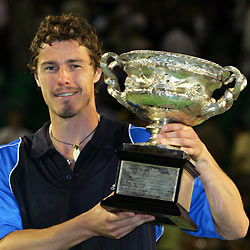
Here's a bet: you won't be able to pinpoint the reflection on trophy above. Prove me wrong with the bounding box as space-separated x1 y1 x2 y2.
100 50 247 231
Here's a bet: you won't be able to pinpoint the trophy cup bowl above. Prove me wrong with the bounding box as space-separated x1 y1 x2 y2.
100 50 247 230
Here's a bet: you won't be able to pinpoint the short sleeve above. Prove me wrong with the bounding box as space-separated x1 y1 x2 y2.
184 178 223 239
0 141 23 239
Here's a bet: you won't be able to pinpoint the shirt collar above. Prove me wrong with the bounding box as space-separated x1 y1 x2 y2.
30 116 128 159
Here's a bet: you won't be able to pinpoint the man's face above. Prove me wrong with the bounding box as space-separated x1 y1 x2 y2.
35 40 101 119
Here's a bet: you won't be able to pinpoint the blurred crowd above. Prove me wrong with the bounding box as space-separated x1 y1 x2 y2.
0 0 249 249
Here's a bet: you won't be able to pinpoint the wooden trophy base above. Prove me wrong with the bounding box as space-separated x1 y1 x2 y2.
101 143 199 231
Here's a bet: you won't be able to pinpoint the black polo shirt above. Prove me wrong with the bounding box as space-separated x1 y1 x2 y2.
9 116 156 250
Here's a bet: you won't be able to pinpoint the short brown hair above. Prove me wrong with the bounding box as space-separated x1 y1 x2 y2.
28 13 102 74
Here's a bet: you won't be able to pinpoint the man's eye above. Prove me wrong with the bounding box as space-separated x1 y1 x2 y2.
44 66 57 71
70 64 81 69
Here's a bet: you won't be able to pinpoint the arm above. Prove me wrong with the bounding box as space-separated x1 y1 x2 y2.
157 123 249 240
0 203 154 250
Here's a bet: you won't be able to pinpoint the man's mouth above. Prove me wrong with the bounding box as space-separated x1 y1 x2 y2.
55 91 78 97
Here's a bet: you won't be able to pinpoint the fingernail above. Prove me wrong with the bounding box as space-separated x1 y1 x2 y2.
161 138 167 142
128 212 135 217
162 124 168 130
145 215 155 220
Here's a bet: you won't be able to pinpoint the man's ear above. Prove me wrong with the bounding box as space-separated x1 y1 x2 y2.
94 68 102 83
34 74 41 87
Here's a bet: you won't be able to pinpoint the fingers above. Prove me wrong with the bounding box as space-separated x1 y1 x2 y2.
86 203 155 239
107 210 155 230
112 212 154 225
109 214 155 239
157 123 196 147
160 123 188 133
157 123 204 161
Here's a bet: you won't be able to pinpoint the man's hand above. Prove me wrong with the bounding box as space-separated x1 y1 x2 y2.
157 123 205 161
0 202 155 250
82 203 155 239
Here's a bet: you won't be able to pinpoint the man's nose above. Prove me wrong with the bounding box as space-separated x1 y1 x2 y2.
58 67 70 85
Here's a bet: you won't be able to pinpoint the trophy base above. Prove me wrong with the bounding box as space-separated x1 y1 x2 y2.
101 194 197 231
101 143 199 231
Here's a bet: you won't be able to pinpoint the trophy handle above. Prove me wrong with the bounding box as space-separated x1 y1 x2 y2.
101 52 130 109
204 66 247 119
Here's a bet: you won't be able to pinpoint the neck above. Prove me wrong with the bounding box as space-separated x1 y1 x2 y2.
49 109 100 160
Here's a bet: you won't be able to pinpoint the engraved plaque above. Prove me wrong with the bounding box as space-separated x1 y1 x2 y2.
117 161 179 201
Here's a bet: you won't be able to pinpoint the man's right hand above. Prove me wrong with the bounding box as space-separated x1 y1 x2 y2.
82 203 155 239
0 201 155 250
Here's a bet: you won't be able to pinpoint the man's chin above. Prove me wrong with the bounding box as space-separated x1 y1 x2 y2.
58 113 76 119
56 108 77 119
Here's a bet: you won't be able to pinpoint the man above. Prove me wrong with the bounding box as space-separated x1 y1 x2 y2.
0 13 248 250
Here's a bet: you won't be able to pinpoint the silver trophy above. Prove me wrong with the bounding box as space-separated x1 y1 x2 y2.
100 50 247 230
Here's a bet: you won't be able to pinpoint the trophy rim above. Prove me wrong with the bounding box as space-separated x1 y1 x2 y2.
120 50 221 66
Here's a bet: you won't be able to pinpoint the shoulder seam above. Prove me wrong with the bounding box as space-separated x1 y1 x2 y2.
0 138 22 149
8 138 22 194
128 124 134 144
